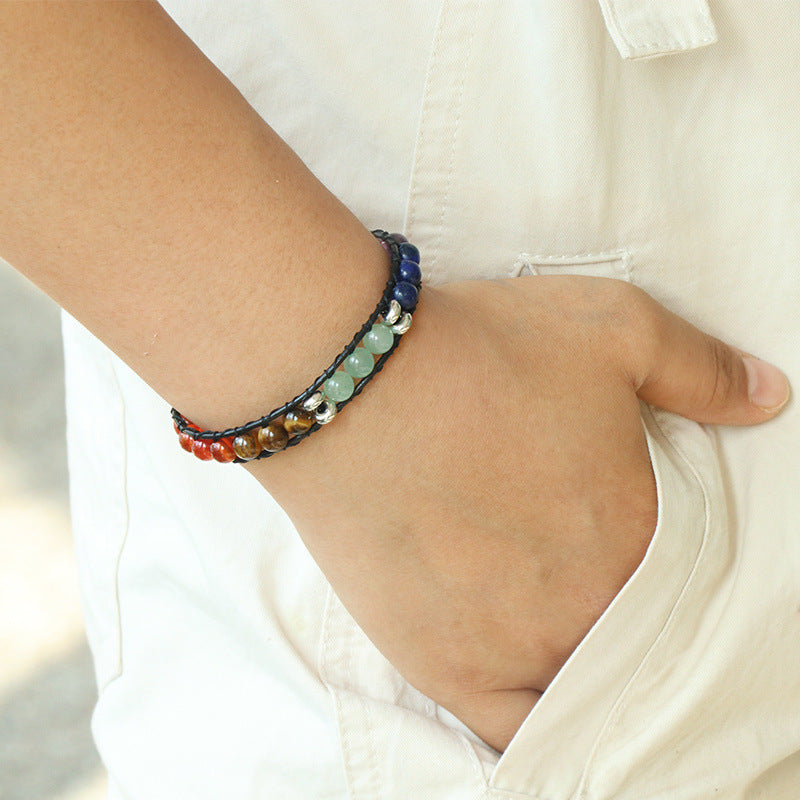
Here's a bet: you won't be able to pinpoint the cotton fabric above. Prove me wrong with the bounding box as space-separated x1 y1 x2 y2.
63 2 800 797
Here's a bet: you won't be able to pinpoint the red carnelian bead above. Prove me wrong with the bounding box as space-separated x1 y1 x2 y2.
192 439 214 460
178 432 195 453
210 438 236 463
178 417 201 432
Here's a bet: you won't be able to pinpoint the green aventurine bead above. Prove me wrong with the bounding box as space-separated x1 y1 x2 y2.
362 322 394 354
324 370 355 402
343 347 375 379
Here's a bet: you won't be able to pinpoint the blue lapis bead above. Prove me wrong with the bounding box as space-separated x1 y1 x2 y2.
393 281 419 310
398 242 420 264
398 259 422 285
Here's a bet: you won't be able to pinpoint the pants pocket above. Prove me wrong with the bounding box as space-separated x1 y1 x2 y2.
487 402 731 800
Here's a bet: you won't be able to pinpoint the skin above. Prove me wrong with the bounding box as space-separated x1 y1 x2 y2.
0 1 790 753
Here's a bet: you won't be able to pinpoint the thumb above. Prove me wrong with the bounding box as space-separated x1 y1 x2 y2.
625 294 790 426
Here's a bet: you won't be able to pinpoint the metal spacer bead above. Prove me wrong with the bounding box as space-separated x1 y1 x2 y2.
302 390 325 412
381 299 402 326
314 399 338 425
391 312 412 335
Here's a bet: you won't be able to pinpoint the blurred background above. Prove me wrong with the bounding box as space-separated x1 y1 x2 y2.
0 261 106 799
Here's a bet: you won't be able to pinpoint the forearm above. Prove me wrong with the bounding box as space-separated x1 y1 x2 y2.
0 0 386 432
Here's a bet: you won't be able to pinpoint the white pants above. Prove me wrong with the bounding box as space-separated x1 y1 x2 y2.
64 2 800 797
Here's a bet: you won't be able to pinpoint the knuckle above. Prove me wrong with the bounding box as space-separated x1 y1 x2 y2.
624 284 663 345
705 336 745 410
604 282 664 373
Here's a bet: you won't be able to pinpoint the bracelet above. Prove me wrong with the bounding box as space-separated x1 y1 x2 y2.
171 230 421 463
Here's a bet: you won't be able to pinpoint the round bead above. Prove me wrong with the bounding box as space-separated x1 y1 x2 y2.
315 399 338 425
393 281 419 311
343 347 375 379
362 322 395 354
391 312 412 335
389 232 408 243
210 438 236 463
382 298 402 325
178 431 195 453
302 390 325 412
324 370 355 402
398 242 420 263
284 408 316 436
258 423 289 452
398 259 422 285
191 439 214 461
232 432 262 460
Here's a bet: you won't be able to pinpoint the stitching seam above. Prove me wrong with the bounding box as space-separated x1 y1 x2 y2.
319 587 358 798
403 0 446 250
511 250 632 281
100 357 130 693
599 0 716 55
404 0 476 283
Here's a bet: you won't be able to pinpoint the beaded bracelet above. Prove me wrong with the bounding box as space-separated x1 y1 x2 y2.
171 230 421 463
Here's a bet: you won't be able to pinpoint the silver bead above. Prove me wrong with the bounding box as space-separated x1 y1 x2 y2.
391 312 412 335
302 390 325 412
381 299 402 325
314 399 338 425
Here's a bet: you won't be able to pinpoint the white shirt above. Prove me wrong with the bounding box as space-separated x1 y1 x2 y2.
63 2 800 797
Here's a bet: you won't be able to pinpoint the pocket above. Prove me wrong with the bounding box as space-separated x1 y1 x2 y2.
486 403 733 800
482 248 732 798
565 407 735 800
509 249 632 282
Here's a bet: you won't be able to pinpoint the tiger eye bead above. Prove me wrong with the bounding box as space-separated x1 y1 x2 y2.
210 438 236 463
232 432 262 460
257 423 289 452
284 408 315 436
191 439 214 461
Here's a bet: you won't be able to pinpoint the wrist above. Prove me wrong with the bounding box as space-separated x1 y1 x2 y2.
177 216 391 433
173 231 420 462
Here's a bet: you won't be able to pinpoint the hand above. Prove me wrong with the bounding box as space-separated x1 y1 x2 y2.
251 275 790 752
